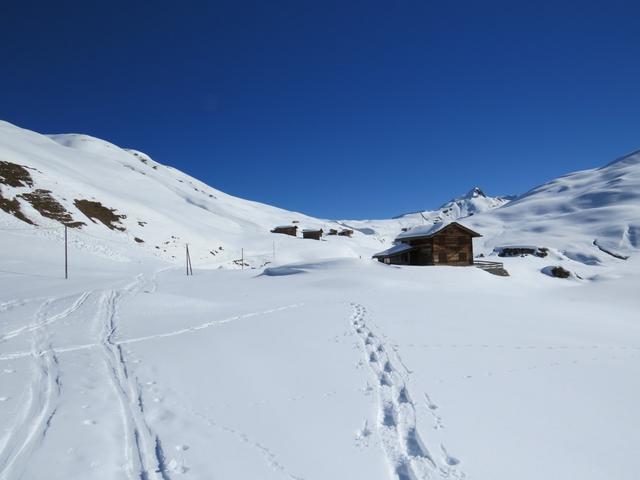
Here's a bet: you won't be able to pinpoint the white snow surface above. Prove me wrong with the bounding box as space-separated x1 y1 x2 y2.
0 121 382 268
1 120 640 480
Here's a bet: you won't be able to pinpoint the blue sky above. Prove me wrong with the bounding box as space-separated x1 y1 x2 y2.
1 1 639 219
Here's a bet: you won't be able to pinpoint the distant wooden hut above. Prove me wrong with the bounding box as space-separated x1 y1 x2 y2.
271 225 297 236
338 229 354 237
302 229 323 240
327 229 338 236
373 222 481 266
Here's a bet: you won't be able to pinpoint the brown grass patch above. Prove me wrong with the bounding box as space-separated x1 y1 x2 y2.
0 190 34 224
0 161 33 188
74 199 126 231
19 189 85 227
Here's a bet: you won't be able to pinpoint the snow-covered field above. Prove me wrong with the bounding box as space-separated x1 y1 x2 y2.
2 248 639 480
1 121 639 479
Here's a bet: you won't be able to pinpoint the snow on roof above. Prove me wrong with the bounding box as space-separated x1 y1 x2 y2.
396 221 481 240
396 222 448 240
273 225 296 229
373 243 414 258
302 229 322 233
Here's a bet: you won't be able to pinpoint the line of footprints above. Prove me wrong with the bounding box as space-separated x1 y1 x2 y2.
351 303 464 480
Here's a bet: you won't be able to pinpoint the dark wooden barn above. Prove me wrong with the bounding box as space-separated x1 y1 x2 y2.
373 222 481 266
271 225 298 236
302 229 323 240
338 229 354 237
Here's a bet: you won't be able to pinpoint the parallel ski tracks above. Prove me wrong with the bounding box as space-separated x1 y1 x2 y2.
0 292 91 343
0 300 65 480
0 270 304 479
98 283 170 480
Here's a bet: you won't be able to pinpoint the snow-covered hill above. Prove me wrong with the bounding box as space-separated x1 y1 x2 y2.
459 149 640 263
1 120 640 480
0 121 381 268
2 120 639 273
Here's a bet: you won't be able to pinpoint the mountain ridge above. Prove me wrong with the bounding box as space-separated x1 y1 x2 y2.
1 119 639 269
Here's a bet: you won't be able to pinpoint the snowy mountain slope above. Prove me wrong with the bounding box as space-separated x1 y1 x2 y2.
0 121 382 268
458 149 640 263
2 119 639 272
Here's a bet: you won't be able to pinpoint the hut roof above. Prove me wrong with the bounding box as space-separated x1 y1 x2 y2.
372 243 414 258
302 229 322 233
396 221 482 240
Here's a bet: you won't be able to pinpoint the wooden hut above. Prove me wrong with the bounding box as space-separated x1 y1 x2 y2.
338 229 354 237
271 225 297 236
373 222 481 266
327 228 338 236
302 229 323 240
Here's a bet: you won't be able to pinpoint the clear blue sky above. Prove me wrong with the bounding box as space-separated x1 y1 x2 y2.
1 1 639 219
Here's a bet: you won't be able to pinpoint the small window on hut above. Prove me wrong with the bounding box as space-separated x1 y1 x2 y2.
458 252 467 262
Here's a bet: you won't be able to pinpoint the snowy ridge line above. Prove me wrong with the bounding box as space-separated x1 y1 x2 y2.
0 292 91 342
0 301 62 480
350 303 465 480
0 302 305 361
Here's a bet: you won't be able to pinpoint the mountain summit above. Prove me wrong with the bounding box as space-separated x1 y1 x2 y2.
436 187 513 218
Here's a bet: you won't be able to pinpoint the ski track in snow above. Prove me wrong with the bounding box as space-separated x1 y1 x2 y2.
0 302 305 362
97 275 171 480
0 299 29 314
350 303 465 480
0 292 91 343
0 300 63 480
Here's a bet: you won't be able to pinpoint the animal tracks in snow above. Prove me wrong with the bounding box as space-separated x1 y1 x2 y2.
350 303 464 480
178 405 305 480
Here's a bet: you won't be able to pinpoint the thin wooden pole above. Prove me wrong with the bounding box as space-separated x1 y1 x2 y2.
186 244 190 276
64 225 68 280
187 245 193 275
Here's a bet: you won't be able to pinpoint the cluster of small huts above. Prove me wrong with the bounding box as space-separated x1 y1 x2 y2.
270 225 353 240
272 219 491 269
